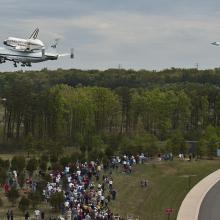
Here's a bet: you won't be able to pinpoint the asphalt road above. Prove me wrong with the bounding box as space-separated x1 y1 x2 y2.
198 180 220 220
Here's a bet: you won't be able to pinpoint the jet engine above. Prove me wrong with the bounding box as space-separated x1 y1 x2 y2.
0 57 5 63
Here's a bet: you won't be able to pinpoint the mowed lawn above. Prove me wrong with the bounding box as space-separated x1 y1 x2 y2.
109 159 220 220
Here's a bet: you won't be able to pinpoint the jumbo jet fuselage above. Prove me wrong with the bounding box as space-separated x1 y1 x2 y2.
0 47 57 64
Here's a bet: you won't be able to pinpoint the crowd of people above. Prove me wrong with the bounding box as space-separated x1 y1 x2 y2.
43 154 147 220
3 153 148 220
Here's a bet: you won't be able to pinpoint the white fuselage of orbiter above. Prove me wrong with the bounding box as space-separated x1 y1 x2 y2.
3 37 44 51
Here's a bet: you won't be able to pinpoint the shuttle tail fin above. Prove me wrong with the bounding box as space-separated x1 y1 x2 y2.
29 28 39 39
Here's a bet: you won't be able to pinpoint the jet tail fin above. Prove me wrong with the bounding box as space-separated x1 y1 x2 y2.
29 28 39 39
51 38 59 48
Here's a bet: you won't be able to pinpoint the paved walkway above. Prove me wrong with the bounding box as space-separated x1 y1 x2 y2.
198 180 220 220
177 169 220 220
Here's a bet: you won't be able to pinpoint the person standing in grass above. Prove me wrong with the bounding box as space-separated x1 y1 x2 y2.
41 211 45 220
24 211 29 220
6 210 10 220
10 210 13 220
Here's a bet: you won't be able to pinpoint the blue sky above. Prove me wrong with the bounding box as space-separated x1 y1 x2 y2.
1 0 220 71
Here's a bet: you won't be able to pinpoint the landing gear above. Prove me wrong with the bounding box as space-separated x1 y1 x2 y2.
13 62 17 67
21 63 32 67
0 58 5 63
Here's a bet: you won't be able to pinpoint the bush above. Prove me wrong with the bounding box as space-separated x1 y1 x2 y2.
0 158 10 170
0 168 7 185
70 151 83 162
39 161 47 172
42 173 51 182
26 158 38 176
51 162 62 171
49 192 64 211
18 196 30 212
35 180 47 194
59 156 70 168
105 146 114 157
40 153 49 162
0 197 3 207
7 186 19 205
28 192 41 208
50 154 58 164
17 172 25 188
11 156 26 173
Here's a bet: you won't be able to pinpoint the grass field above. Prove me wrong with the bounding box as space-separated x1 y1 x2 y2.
109 159 220 220
0 158 220 220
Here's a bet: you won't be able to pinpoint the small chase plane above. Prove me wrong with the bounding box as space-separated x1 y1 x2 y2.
0 28 74 67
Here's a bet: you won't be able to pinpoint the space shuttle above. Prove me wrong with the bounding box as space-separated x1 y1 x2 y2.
3 28 44 51
0 28 74 67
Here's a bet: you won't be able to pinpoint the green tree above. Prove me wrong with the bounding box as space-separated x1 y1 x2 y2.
49 192 64 211
24 134 37 157
199 125 220 159
0 168 7 185
28 192 41 209
0 197 3 207
166 130 186 155
7 186 19 206
39 161 47 172
17 172 25 189
26 158 38 176
11 156 26 173
18 196 30 212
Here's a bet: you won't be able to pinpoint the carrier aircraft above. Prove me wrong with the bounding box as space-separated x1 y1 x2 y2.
0 28 74 67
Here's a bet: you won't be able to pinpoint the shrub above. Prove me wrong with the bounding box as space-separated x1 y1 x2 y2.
40 153 49 162
17 172 25 188
50 154 58 164
49 192 64 211
0 158 10 169
26 158 38 176
59 156 70 168
28 192 41 209
11 156 26 173
39 161 47 172
18 196 30 212
7 186 19 205
51 162 62 171
0 168 7 185
0 197 3 207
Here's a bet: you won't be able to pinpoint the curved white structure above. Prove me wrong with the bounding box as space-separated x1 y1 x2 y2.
177 169 220 220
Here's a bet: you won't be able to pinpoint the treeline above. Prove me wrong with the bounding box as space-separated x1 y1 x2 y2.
1 68 220 157
2 67 220 89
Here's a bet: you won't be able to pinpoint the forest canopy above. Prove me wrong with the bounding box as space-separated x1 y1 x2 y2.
0 67 220 157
